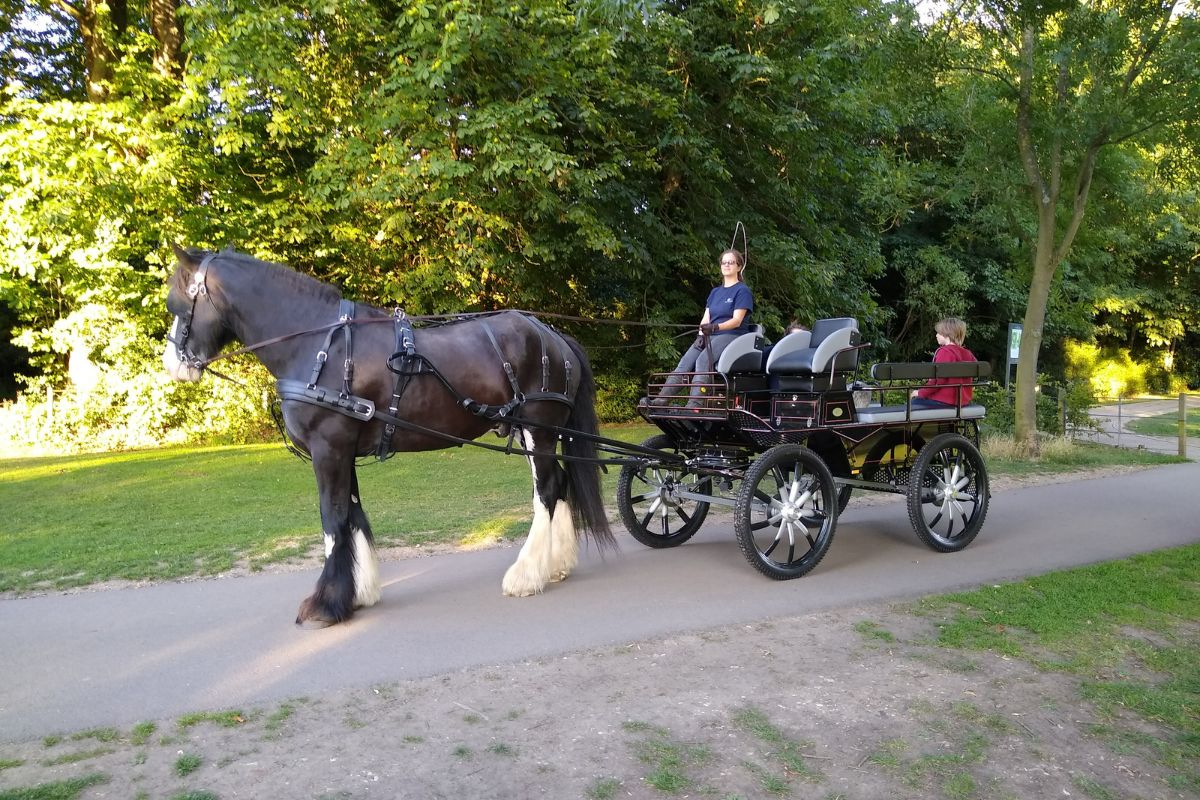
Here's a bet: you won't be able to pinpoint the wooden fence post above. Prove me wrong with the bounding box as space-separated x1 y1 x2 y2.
1180 393 1188 458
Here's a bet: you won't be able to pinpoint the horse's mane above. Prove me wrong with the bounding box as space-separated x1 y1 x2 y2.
174 247 341 304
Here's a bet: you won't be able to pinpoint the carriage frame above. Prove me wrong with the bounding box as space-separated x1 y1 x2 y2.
614 318 993 580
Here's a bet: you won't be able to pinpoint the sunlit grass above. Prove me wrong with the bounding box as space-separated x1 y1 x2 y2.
983 435 1185 472
0 425 655 594
1126 407 1200 438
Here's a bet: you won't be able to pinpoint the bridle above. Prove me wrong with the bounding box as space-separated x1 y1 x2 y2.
169 254 215 372
167 252 219 374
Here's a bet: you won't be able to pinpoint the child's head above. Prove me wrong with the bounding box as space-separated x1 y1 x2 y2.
935 317 967 345
787 318 808 334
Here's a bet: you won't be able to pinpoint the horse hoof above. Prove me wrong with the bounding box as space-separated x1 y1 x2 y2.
502 564 545 597
295 596 343 628
549 569 570 583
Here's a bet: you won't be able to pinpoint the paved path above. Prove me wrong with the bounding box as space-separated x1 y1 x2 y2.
1082 396 1200 455
2 461 1199 743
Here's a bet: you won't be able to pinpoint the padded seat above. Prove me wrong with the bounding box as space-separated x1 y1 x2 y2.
855 403 987 424
715 330 768 374
766 317 860 391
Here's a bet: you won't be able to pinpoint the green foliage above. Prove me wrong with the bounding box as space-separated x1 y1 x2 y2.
974 376 1096 436
1 0 1198 448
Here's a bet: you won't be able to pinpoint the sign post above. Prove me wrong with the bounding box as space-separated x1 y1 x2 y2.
1006 323 1022 390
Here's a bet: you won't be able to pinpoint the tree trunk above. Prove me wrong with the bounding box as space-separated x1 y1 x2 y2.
79 0 115 101
149 0 184 80
1013 205 1058 455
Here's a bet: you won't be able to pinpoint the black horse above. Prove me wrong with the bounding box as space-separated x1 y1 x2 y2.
163 246 613 626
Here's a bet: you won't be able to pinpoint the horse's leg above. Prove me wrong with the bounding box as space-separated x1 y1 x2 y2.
297 452 379 626
502 428 574 596
348 470 382 608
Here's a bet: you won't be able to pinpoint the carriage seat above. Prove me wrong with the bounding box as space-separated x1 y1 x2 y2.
715 325 769 374
855 360 991 423
765 317 860 391
854 403 987 424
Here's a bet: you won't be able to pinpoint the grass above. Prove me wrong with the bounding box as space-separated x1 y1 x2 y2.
1126 406 1200 437
0 775 107 800
622 720 711 794
0 424 653 594
916 542 1200 793
983 435 1185 472
0 424 1183 593
177 710 248 729
173 753 202 776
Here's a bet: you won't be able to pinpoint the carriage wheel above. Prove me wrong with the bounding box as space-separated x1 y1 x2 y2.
906 432 989 552
863 431 925 486
616 435 711 548
734 444 838 580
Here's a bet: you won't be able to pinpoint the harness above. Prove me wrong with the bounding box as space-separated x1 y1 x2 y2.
276 307 577 462
169 252 219 372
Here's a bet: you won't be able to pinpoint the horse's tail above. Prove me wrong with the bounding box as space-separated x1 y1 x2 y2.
561 334 616 550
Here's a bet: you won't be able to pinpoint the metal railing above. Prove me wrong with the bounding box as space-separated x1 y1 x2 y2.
1069 393 1199 457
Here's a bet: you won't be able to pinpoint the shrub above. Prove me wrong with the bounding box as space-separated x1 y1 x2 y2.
975 376 1095 436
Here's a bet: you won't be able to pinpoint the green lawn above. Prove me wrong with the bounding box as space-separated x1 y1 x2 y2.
1126 406 1200 438
0 425 655 594
916 543 1200 793
0 426 1183 594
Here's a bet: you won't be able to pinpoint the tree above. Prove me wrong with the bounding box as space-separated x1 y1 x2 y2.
933 0 1200 452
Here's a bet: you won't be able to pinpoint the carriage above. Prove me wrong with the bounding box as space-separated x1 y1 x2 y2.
615 317 992 580
164 248 990 626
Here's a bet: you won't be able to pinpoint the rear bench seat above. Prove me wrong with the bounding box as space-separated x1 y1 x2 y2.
855 361 991 424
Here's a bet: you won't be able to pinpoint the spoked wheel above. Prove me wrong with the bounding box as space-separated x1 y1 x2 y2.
617 434 711 548
906 432 989 552
734 444 838 580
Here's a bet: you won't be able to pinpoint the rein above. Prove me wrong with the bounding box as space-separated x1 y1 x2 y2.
186 309 696 372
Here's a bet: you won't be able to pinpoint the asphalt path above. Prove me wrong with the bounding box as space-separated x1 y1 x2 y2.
3 460 1199 742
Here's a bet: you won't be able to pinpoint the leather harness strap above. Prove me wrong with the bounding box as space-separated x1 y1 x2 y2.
280 310 577 461
377 311 418 460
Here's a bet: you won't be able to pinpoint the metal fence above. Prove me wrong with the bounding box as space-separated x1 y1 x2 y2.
1069 393 1200 457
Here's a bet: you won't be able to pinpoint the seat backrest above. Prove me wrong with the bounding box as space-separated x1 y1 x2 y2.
766 318 859 375
807 317 860 373
763 330 812 373
716 331 766 374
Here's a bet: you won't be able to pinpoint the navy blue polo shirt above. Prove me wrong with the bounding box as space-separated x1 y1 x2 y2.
705 282 753 333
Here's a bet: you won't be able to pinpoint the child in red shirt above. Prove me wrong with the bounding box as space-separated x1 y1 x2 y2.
912 317 975 408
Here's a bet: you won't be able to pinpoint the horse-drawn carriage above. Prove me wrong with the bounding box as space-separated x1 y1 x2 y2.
164 248 991 626
616 317 992 580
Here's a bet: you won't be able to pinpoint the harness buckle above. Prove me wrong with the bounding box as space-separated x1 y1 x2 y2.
187 272 207 298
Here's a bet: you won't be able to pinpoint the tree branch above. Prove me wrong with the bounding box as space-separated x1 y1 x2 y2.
48 0 82 23
1016 24 1047 204
1052 142 1100 265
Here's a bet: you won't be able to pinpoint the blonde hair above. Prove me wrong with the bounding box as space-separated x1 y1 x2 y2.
935 317 967 345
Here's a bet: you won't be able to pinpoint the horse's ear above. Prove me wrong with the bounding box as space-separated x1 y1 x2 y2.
171 243 194 267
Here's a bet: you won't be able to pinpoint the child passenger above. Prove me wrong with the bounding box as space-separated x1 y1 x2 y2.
911 317 975 408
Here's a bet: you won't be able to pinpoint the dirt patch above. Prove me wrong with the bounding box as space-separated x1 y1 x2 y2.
0 602 1184 800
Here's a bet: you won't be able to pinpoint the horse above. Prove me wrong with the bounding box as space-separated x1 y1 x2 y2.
162 246 614 626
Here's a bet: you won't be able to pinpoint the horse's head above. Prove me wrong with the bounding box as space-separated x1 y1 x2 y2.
163 245 235 382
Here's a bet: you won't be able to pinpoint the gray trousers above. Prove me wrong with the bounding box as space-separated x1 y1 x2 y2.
659 332 738 398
